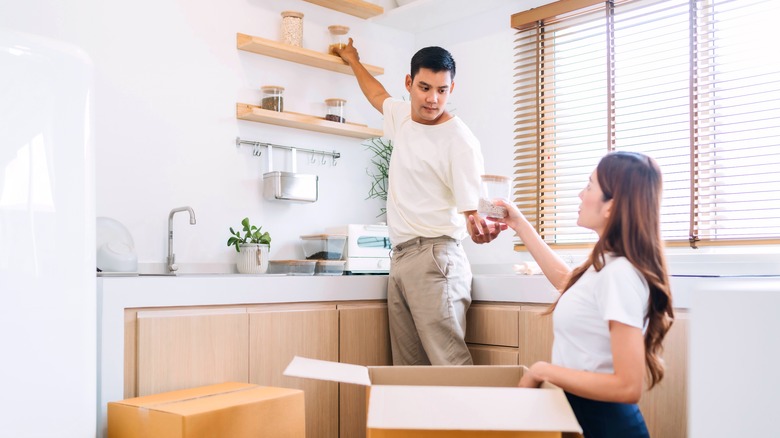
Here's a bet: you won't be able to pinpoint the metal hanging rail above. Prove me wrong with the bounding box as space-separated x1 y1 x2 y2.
235 136 340 166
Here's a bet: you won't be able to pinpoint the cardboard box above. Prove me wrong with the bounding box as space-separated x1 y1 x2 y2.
284 356 582 438
107 382 305 438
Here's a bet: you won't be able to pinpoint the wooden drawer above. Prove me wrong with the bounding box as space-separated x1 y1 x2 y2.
468 344 519 365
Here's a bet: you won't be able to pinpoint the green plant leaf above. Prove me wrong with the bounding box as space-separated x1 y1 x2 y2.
228 218 272 251
363 137 392 217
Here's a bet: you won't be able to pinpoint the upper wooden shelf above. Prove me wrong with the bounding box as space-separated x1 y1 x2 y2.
237 103 383 139
302 0 384 19
237 33 384 76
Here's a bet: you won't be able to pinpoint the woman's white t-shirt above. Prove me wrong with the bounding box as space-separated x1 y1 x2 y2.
552 255 649 373
382 98 484 246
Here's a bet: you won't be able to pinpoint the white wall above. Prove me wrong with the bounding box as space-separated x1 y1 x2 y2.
1 0 414 270
1 0 557 272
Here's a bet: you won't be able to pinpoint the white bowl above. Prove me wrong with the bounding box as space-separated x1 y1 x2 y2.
97 241 138 273
96 217 134 252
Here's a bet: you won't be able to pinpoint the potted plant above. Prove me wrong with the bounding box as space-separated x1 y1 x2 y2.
227 217 271 274
364 137 392 217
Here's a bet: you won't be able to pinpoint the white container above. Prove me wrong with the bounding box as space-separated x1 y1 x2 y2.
267 259 316 275
300 234 347 260
236 243 269 274
315 260 346 275
97 242 138 273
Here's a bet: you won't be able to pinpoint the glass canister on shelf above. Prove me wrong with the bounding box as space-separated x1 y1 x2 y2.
477 174 511 219
261 85 284 112
324 98 346 123
280 11 303 47
327 25 350 55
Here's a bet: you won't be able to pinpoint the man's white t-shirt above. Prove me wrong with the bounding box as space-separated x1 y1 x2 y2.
552 255 649 374
382 98 484 246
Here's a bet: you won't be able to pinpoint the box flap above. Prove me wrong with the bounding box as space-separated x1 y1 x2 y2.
369 365 524 387
283 356 371 386
367 385 582 433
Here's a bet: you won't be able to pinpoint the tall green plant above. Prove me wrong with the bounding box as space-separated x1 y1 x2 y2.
364 137 393 217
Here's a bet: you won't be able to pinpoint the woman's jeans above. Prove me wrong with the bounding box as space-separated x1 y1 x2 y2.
565 392 650 438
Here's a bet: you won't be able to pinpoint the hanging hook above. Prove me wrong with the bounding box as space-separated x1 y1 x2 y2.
321 154 327 165
310 153 316 164
252 145 262 157
332 153 338 166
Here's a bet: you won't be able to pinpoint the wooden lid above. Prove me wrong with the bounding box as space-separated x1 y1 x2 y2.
328 25 350 35
300 234 347 240
281 11 304 18
268 260 316 266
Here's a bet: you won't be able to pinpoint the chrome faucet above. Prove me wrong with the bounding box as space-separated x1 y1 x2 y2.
167 206 196 273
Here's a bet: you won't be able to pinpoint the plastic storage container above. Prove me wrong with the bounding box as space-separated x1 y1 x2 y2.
324 98 346 123
315 260 346 276
261 85 284 112
280 11 303 47
300 234 347 260
478 174 511 218
267 260 316 275
327 25 350 55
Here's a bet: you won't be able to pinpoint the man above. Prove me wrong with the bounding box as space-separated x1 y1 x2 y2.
336 39 506 365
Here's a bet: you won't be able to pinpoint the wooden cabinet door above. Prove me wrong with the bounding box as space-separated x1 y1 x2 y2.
338 302 393 438
639 310 689 438
465 303 521 347
248 304 339 438
518 304 554 366
135 307 249 396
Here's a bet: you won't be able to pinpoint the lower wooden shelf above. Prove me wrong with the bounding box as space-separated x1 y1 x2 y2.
237 103 383 139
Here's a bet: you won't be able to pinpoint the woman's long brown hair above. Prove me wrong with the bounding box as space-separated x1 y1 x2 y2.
551 151 674 389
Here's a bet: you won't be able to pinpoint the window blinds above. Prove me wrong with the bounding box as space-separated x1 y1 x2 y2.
512 0 780 248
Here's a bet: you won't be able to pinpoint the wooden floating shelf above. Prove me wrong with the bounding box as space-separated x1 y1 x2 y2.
236 33 384 76
236 103 383 139
302 0 384 19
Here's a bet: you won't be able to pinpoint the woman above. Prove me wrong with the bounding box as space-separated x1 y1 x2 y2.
487 151 674 438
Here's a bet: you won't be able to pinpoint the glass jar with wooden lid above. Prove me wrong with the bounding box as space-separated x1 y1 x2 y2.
327 25 350 55
324 98 347 123
281 11 303 47
261 85 284 112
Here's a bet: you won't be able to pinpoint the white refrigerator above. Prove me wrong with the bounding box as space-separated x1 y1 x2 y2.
0 29 96 436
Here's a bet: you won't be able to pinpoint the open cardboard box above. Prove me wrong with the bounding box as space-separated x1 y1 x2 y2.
284 356 582 438
107 382 305 438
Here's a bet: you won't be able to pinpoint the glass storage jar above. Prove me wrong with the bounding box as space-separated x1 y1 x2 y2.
324 98 347 123
280 11 303 47
261 85 284 112
327 25 350 55
478 174 511 219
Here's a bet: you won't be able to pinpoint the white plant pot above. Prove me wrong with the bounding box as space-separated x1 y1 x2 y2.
236 243 269 274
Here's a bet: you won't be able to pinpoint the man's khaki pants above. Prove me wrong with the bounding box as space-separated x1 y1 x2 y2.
387 236 473 365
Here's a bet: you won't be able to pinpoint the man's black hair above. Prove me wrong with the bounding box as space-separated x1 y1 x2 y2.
410 46 456 80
